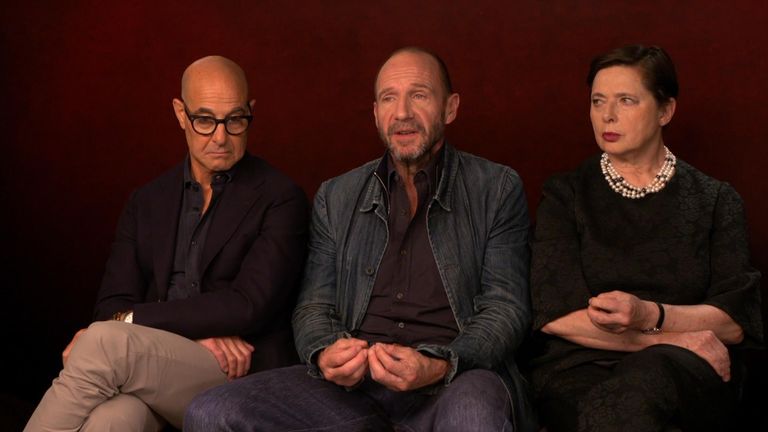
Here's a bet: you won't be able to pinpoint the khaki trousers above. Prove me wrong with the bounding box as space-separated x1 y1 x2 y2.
25 321 227 432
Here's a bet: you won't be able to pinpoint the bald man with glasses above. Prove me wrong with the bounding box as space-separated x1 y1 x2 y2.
25 55 309 432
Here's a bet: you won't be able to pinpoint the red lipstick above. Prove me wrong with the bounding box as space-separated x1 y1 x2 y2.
602 132 620 142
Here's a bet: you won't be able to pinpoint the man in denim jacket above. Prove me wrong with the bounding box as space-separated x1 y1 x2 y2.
186 47 534 431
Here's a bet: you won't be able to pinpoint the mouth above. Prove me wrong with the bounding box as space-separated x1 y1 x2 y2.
388 121 424 139
602 132 621 142
206 151 232 157
393 129 419 137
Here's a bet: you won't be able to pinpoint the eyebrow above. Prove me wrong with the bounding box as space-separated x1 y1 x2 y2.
591 92 637 98
376 83 434 99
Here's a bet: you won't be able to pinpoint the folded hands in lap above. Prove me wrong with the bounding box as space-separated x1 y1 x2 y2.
318 338 448 391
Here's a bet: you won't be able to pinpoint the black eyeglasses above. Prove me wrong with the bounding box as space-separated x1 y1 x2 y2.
183 102 253 136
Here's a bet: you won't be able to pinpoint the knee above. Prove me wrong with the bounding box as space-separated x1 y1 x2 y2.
82 395 163 432
450 369 509 406
435 370 511 430
184 386 235 431
80 321 131 346
66 321 131 365
83 410 138 432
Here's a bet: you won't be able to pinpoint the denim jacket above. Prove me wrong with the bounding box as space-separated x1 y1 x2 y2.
293 144 535 430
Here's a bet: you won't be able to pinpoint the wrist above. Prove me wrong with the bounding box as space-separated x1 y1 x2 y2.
430 358 450 383
111 310 134 323
642 302 664 334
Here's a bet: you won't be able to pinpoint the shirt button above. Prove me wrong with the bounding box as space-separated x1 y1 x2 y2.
396 292 404 300
191 281 198 287
365 267 375 275
397 322 405 329
400 250 407 256
191 240 197 246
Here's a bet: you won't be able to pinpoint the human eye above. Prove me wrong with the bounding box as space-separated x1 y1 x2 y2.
227 116 249 126
227 115 248 122
226 115 251 134
193 116 216 128
380 94 396 103
620 96 638 105
591 98 604 107
412 92 427 100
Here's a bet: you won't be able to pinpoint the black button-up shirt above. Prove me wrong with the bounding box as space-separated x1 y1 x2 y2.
357 149 459 347
167 159 232 301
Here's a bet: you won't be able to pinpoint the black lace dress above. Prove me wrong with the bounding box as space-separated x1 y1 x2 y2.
529 154 763 431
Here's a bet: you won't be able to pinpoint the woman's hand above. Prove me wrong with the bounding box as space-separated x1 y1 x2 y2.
587 290 658 333
665 330 731 381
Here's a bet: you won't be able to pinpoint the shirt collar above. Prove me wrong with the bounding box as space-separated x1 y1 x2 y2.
183 154 236 188
385 146 444 193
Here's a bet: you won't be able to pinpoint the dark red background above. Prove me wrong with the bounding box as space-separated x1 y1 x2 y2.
2 0 766 427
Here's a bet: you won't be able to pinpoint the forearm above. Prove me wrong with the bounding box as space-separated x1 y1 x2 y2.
292 303 348 365
94 255 146 321
662 304 744 344
133 288 272 339
441 169 531 374
94 191 146 321
544 305 744 353
542 309 658 352
430 298 530 383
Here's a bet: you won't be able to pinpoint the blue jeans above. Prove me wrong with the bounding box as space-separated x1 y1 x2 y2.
185 365 513 431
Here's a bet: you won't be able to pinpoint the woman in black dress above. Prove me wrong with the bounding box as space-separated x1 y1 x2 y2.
529 45 762 431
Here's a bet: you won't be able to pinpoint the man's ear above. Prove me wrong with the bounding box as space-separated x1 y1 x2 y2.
172 98 186 130
444 93 460 125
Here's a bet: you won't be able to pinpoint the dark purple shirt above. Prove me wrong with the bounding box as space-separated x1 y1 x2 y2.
356 150 459 347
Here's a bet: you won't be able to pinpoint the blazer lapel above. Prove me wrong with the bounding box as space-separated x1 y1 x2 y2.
200 157 266 274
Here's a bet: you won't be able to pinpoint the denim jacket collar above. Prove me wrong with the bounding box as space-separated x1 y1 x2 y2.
359 143 458 214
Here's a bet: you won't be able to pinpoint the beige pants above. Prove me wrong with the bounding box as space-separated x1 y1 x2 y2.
25 321 227 432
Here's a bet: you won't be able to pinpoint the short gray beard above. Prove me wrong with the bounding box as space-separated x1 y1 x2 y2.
380 117 445 164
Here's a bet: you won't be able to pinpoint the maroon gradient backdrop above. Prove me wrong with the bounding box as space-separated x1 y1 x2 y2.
2 0 766 424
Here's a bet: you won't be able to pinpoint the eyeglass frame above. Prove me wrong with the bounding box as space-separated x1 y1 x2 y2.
182 101 254 136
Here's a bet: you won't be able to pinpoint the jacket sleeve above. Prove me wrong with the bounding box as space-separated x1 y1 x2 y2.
292 181 351 373
703 183 763 345
421 169 532 382
93 189 147 320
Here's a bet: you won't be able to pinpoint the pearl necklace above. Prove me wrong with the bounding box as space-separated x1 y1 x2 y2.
600 147 676 199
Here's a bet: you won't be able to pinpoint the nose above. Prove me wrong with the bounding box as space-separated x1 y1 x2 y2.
395 97 413 120
210 122 228 145
603 101 617 123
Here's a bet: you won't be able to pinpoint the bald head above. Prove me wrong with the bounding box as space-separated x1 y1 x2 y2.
181 55 249 103
172 56 253 185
